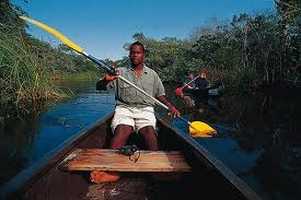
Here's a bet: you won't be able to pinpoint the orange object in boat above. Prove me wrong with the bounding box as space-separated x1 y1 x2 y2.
90 170 120 183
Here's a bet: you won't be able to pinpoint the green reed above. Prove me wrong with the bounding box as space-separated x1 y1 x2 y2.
0 25 64 119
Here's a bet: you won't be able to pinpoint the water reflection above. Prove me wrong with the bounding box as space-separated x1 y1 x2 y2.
171 92 301 200
0 80 114 185
0 117 37 185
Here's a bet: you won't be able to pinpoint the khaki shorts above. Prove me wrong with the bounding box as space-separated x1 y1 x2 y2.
111 105 156 132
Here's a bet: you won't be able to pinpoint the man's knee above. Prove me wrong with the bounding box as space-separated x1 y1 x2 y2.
139 126 159 151
139 126 156 135
115 124 133 134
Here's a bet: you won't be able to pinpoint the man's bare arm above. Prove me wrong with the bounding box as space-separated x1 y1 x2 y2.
96 72 119 90
156 95 180 117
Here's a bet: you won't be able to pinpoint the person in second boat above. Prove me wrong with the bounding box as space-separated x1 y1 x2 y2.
93 41 180 183
175 71 202 108
195 68 209 90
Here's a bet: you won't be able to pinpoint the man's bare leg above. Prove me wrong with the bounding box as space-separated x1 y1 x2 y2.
90 124 133 183
110 124 133 148
139 126 159 151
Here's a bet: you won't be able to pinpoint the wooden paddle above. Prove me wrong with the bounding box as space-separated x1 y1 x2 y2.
181 75 200 89
19 16 217 137
175 75 200 97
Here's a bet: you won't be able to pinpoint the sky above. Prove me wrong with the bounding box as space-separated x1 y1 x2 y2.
13 0 274 60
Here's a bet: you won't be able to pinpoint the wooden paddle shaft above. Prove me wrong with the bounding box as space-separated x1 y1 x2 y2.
18 16 198 131
182 75 200 89
118 75 169 110
83 56 195 128
118 76 193 126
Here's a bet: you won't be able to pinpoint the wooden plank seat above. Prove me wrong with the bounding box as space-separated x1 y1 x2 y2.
59 149 191 172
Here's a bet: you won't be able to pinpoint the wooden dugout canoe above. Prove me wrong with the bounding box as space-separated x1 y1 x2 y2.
0 112 262 200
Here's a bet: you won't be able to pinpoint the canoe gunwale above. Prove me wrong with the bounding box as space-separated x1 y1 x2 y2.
0 112 114 199
157 118 262 200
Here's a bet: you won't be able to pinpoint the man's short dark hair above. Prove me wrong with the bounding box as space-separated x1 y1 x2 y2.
129 41 145 52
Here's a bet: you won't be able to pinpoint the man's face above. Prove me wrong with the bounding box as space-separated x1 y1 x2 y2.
129 45 144 66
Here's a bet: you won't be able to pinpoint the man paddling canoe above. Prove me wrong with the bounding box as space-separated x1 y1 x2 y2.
94 41 180 183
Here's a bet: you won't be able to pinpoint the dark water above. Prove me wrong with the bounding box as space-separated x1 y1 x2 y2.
0 80 114 185
1 81 301 200
171 92 301 200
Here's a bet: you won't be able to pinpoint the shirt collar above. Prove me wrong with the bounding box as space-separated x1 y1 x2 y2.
128 64 149 74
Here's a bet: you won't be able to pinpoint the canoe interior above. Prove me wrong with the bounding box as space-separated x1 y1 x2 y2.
2 113 255 200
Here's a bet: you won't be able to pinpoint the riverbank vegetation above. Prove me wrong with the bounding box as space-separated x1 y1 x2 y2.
1 0 300 121
118 1 301 94
0 1 99 120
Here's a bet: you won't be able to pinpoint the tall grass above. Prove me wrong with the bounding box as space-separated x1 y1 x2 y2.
52 71 99 82
0 1 104 121
0 24 63 118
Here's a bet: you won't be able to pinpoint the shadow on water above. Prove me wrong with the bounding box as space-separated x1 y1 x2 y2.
169 89 301 200
0 80 114 186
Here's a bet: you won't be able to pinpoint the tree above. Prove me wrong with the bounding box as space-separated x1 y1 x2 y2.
275 0 301 79
0 0 26 33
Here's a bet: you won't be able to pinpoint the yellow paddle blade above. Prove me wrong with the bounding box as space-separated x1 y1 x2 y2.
189 121 217 138
19 16 84 53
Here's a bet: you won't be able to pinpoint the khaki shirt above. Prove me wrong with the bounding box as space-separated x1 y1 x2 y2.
107 65 165 107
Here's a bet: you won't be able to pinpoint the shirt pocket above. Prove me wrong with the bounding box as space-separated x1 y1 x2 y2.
119 81 135 98
119 82 130 97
